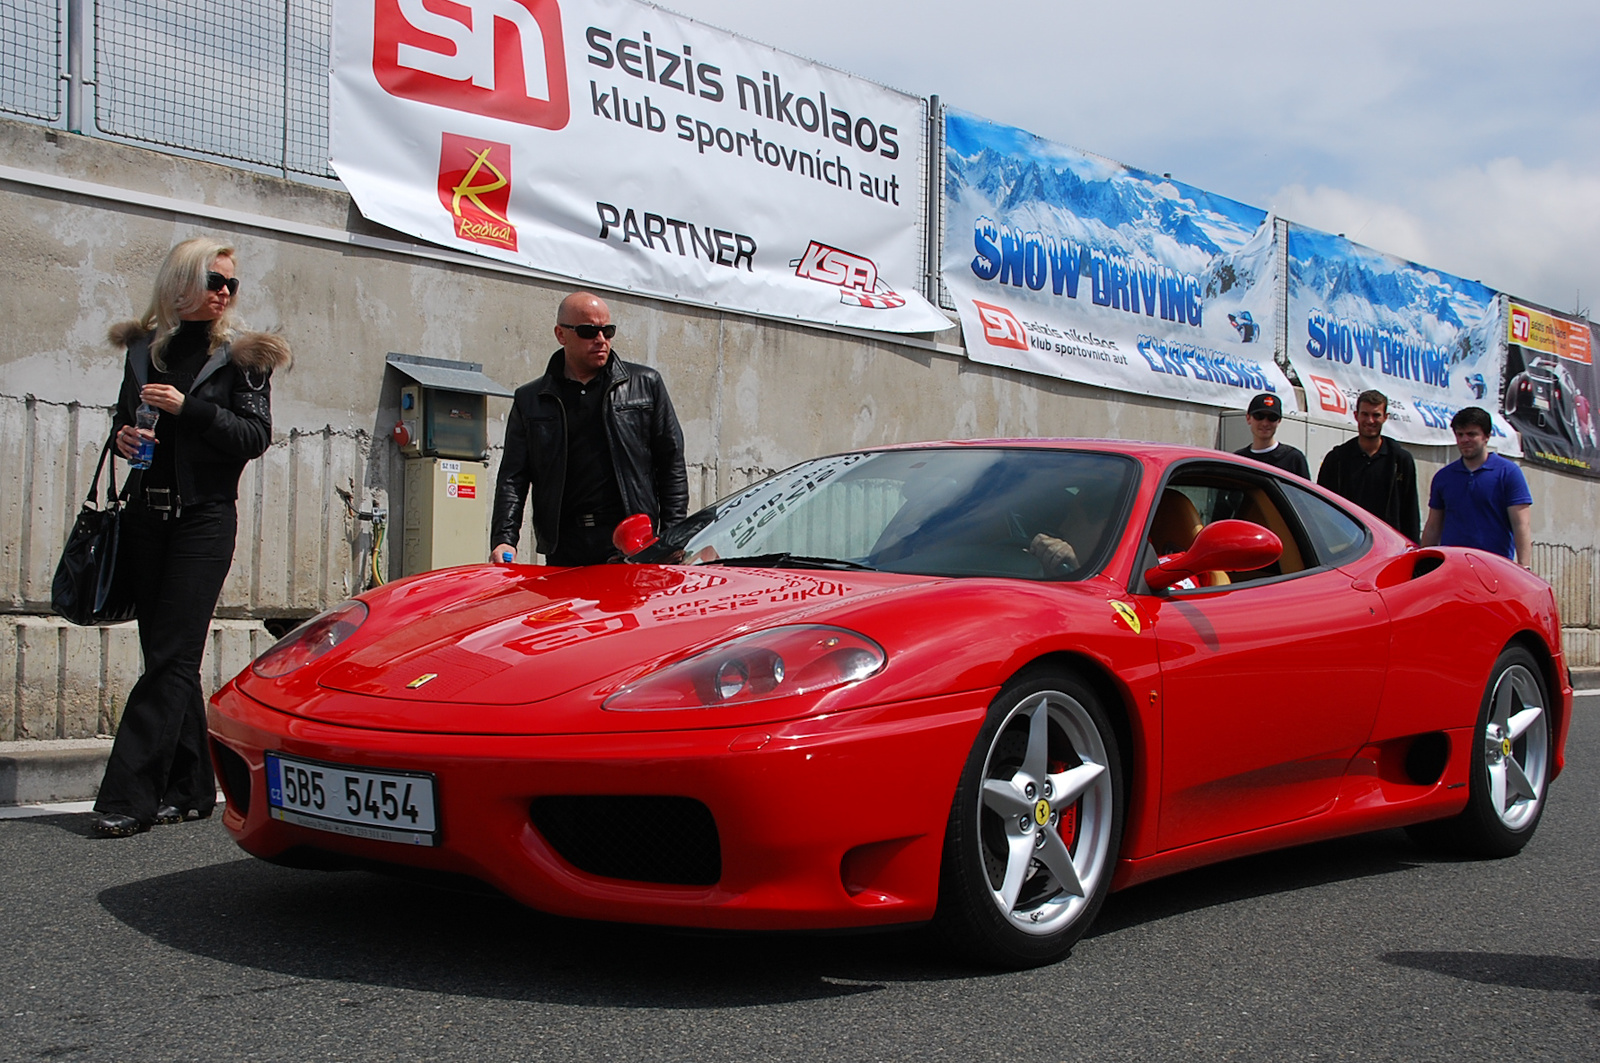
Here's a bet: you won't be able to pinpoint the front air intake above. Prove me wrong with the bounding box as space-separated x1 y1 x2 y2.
530 796 721 886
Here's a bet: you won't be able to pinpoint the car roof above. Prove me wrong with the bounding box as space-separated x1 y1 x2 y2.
857 437 1245 463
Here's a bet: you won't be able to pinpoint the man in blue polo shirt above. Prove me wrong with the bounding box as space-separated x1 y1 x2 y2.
1421 406 1533 565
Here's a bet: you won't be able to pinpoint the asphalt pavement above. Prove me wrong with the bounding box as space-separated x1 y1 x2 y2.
0 691 1595 1062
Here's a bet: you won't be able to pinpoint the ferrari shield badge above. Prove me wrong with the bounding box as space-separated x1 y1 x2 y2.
1109 600 1142 633
406 673 438 689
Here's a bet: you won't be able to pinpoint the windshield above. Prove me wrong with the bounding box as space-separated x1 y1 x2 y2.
644 448 1138 580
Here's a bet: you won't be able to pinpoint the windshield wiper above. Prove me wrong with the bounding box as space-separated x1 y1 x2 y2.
700 552 878 571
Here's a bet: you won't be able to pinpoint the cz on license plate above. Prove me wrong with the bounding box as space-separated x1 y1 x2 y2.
266 753 438 846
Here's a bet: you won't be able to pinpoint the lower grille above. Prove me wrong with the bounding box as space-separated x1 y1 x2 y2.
530 795 721 886
210 739 252 817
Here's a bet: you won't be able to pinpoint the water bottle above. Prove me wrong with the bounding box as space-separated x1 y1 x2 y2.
130 403 159 470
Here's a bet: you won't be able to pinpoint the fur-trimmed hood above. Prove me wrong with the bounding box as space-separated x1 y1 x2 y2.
108 320 293 373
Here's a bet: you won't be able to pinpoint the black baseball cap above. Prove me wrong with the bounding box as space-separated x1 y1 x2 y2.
1246 393 1283 418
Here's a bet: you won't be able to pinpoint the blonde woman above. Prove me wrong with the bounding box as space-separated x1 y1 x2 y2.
92 237 291 838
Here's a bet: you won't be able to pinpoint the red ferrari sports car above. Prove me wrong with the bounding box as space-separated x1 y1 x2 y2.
208 440 1571 968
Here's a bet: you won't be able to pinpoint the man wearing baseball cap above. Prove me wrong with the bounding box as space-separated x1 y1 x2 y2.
1233 392 1309 478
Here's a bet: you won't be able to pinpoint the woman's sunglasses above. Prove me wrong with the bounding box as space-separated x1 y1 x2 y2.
205 271 240 296
559 323 616 340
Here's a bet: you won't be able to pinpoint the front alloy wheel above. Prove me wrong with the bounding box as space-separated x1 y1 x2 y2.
936 669 1123 967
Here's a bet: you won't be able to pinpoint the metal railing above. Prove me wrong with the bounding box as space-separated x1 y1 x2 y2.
1 0 333 179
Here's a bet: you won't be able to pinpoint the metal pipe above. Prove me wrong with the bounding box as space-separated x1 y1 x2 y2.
924 94 942 306
64 0 87 132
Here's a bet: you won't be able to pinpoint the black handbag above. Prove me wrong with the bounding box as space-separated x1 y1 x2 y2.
52 435 137 625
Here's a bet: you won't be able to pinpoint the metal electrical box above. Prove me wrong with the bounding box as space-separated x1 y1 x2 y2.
401 458 491 575
387 353 514 575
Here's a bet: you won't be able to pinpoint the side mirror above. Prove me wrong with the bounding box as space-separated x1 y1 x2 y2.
612 513 658 557
1144 519 1281 590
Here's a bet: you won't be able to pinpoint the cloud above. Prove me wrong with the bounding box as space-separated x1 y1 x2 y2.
1272 158 1600 313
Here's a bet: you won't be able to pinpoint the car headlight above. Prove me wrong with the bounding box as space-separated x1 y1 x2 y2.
603 625 885 711
251 600 369 679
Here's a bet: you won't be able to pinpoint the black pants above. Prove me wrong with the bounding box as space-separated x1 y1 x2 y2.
549 520 619 566
95 501 237 823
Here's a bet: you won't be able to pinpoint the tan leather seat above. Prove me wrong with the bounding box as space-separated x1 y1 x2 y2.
1149 489 1204 555
1233 489 1304 574
1148 489 1229 587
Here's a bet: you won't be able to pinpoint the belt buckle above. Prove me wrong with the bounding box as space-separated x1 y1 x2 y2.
146 487 174 512
579 513 597 528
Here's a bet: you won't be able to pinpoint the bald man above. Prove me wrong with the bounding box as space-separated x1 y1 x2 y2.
491 292 687 565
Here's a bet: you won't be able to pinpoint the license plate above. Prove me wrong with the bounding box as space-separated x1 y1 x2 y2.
266 753 438 846
1534 393 1552 412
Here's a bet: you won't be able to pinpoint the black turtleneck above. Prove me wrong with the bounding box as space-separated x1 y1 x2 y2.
142 320 212 493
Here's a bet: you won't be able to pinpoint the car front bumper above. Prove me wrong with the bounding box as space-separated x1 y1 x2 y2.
207 682 989 931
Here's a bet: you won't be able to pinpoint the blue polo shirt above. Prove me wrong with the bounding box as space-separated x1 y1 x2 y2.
1428 452 1532 558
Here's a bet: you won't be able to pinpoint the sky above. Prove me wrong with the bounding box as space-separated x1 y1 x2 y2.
656 0 1600 317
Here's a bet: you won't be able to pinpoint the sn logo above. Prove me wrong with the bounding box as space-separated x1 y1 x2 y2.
972 300 1028 350
1309 375 1347 415
1511 310 1531 343
373 0 569 128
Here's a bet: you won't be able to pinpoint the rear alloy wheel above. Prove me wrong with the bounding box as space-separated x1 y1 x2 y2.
1409 646 1552 857
935 669 1123 968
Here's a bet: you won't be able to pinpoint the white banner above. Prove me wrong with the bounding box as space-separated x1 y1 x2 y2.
942 110 1293 412
1286 226 1516 450
331 0 951 333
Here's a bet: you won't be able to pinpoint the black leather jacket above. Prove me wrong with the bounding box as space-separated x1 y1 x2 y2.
110 323 291 506
492 350 688 555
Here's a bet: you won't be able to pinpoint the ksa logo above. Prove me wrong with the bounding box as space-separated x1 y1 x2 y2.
374 0 569 129
972 300 1028 350
790 241 906 309
438 134 517 250
1309 375 1347 415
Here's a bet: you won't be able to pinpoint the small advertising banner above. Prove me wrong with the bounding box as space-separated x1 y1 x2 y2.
941 110 1291 411
1504 299 1599 476
332 0 951 333
1286 225 1515 450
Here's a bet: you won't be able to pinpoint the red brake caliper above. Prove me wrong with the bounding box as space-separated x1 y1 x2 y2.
1050 759 1079 850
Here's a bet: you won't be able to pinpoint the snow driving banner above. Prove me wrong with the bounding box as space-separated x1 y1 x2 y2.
1286 225 1515 450
941 110 1290 411
1503 299 1599 476
331 0 950 333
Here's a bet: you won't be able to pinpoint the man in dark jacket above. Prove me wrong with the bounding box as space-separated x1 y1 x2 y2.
491 292 687 565
1315 390 1421 541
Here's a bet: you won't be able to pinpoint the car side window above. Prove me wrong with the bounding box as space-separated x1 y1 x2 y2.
1151 465 1318 586
1279 482 1371 567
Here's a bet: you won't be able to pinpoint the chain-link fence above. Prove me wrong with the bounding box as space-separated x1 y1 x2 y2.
1 0 333 179
1 0 62 122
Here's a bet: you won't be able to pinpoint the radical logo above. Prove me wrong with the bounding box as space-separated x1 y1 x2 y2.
374 0 569 129
437 134 517 250
972 300 1028 350
791 241 907 309
1309 375 1347 415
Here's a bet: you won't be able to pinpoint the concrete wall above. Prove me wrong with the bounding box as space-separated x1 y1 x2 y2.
2 116 1596 739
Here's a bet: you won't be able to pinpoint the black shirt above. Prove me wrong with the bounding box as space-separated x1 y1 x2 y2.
1234 442 1310 479
1316 436 1421 541
142 321 212 493
555 362 623 524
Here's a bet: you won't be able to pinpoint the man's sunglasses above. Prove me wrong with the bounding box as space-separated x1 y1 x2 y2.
205 271 240 296
559 323 616 340
1250 412 1281 423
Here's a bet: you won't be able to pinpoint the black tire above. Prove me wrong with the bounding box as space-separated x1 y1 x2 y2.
1407 646 1552 857
933 668 1124 968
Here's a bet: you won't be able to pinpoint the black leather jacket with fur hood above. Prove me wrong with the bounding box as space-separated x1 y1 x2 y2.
109 321 293 507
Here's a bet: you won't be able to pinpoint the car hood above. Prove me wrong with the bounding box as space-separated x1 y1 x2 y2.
268 564 931 727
